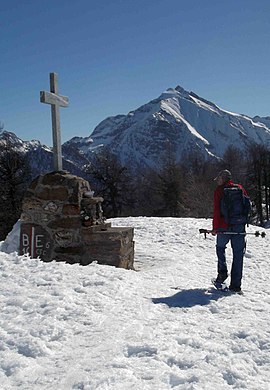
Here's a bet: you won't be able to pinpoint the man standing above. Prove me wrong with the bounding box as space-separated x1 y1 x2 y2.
212 170 249 293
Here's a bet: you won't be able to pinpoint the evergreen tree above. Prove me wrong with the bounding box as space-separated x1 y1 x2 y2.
0 141 31 239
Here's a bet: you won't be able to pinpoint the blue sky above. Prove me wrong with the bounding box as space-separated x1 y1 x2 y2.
1 0 270 146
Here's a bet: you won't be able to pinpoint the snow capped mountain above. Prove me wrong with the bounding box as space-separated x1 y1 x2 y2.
252 115 270 129
65 85 270 169
0 131 87 178
0 130 50 154
3 85 270 176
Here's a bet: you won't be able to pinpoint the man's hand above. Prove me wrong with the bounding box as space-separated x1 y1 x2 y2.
199 228 216 238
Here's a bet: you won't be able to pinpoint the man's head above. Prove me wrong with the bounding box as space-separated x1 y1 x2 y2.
214 169 232 185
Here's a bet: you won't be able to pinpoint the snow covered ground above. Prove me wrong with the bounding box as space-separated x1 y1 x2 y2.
0 217 269 390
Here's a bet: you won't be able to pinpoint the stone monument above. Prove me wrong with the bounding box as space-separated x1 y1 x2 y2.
19 73 134 269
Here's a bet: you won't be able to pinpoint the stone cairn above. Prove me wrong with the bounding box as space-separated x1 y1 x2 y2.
19 171 134 269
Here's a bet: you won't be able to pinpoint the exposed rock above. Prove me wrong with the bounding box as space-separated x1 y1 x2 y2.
19 171 134 269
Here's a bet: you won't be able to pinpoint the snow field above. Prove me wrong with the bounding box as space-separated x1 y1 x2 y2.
0 217 269 389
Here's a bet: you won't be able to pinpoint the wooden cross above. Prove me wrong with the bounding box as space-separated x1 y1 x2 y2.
40 72 69 171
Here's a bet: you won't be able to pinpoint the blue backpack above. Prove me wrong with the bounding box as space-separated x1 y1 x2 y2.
220 185 251 225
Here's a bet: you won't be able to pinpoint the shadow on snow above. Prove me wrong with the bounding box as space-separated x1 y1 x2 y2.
152 288 224 308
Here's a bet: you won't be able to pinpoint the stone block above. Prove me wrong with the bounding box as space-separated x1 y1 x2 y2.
54 245 84 255
28 176 41 191
36 186 69 201
41 171 78 186
47 216 81 229
54 254 81 264
82 226 133 244
81 241 134 269
81 197 104 207
118 244 135 269
43 201 60 213
53 230 77 247
81 223 111 233
25 212 54 224
81 227 134 269
62 204 80 215
22 197 44 212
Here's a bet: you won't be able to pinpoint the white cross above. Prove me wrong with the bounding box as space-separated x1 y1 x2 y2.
40 72 69 171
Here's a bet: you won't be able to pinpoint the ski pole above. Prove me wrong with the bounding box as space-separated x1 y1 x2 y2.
199 228 266 239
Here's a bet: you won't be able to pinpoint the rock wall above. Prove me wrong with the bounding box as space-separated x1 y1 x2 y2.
19 171 134 269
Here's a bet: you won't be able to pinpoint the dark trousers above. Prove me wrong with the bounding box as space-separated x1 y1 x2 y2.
216 225 246 289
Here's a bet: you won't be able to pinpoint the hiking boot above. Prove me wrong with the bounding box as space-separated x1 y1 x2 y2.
212 278 227 290
229 286 243 294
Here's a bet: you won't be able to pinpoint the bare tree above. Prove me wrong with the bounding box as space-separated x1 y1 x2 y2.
181 151 217 218
245 143 270 225
155 160 187 216
220 145 247 183
86 147 134 217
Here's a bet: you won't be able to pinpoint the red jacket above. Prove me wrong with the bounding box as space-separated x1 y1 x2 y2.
213 180 247 230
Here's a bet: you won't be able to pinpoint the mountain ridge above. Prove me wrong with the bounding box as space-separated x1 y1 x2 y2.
2 85 270 174
69 85 270 169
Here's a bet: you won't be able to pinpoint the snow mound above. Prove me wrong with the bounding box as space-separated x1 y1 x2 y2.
0 220 21 253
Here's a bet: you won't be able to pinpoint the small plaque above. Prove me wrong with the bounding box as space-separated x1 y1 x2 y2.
20 223 52 260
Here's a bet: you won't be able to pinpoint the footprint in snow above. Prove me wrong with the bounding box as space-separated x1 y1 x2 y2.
125 345 157 358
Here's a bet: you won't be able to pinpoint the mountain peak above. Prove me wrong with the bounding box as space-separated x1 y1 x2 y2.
75 85 270 170
175 85 188 94
5 86 270 177
159 86 190 101
0 130 19 142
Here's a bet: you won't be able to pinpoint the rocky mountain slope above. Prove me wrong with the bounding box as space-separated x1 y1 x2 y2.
2 85 270 175
64 85 270 169
0 131 88 179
